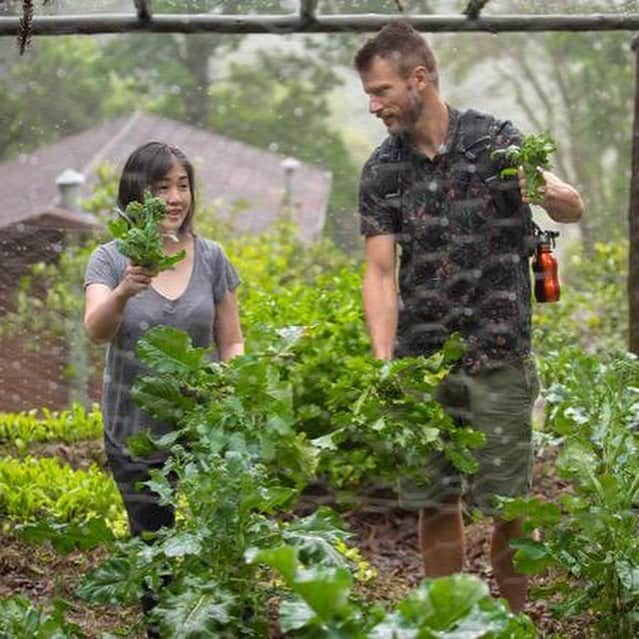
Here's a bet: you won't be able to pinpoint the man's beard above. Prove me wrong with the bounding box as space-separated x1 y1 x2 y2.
389 89 423 135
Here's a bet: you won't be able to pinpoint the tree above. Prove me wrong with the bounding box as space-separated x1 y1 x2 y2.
0 36 140 159
208 49 360 249
99 0 288 128
442 0 634 250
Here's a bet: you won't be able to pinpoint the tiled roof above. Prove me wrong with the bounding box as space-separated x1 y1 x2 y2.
1 111 331 241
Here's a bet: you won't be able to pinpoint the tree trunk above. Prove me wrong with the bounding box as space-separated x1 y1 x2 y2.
628 36 639 355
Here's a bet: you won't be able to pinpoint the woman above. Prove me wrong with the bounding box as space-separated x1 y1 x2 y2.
84 141 243 631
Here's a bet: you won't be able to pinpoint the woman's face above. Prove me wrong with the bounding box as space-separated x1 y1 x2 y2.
152 159 192 236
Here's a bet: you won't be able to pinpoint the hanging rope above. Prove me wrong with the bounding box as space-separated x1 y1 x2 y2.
18 0 50 54
134 0 152 22
463 0 491 20
17 0 33 54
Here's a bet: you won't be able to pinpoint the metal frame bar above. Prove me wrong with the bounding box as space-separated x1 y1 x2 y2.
1 13 639 36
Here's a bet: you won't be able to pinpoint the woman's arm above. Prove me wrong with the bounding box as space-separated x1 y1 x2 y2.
214 289 244 361
84 264 156 344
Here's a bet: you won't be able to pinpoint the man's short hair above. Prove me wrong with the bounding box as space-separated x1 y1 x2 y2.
354 20 439 88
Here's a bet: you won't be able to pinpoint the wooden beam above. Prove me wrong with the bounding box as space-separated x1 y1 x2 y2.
1 13 639 36
629 35 639 355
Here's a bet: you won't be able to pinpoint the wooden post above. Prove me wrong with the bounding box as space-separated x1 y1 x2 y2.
629 35 639 355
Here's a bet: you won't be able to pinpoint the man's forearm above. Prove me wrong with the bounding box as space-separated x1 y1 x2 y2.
362 272 398 360
540 171 584 223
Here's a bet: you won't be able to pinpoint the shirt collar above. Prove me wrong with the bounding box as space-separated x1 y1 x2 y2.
395 104 461 160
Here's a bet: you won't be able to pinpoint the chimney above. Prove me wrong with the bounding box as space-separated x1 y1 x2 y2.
55 169 85 213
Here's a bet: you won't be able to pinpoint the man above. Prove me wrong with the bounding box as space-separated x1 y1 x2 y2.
354 21 583 612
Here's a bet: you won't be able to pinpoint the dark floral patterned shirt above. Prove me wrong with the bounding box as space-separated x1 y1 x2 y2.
359 106 535 372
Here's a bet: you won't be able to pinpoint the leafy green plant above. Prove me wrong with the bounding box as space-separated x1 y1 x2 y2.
108 191 185 271
0 404 102 453
0 596 85 639
76 323 481 637
250 545 536 638
76 327 362 637
0 456 123 532
499 348 639 638
492 132 557 203
311 338 485 489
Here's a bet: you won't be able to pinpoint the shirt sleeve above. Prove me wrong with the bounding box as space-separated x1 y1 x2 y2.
211 242 241 305
359 155 402 237
84 244 120 290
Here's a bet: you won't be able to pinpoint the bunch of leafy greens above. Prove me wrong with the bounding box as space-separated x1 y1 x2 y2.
107 191 186 271
492 133 557 204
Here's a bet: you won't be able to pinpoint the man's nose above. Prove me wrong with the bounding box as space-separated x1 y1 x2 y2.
369 97 382 115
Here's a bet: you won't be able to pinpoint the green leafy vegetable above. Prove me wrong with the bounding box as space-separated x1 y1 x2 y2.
492 132 557 204
107 191 186 271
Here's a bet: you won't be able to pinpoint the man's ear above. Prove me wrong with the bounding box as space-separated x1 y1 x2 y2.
411 65 431 90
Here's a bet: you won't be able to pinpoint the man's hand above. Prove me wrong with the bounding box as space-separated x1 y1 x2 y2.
518 167 584 223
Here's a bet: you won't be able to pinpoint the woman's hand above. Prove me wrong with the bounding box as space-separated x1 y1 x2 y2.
116 263 158 300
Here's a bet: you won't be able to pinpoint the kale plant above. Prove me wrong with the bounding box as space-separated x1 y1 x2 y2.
107 191 186 271
492 133 557 204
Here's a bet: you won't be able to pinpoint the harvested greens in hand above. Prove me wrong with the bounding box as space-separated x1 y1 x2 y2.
492 133 557 204
108 191 186 272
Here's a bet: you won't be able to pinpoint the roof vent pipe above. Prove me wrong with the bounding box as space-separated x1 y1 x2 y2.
281 157 300 204
55 169 85 213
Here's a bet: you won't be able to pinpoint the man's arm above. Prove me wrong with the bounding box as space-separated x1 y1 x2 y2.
363 234 398 360
520 168 584 223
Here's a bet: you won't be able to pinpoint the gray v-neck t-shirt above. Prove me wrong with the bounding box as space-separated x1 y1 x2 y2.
84 237 240 455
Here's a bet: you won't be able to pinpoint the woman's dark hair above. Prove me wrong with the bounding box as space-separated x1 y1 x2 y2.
117 141 196 234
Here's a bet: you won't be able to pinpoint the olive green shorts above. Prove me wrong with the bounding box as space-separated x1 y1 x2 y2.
398 358 540 517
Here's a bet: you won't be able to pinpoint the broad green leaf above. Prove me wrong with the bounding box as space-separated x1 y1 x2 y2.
279 597 316 634
616 560 639 595
293 565 353 621
283 507 350 568
496 496 561 527
247 545 298 582
162 532 202 558
154 583 236 638
77 557 141 604
18 518 114 553
511 539 555 574
136 326 207 376
398 575 488 629
131 376 196 422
